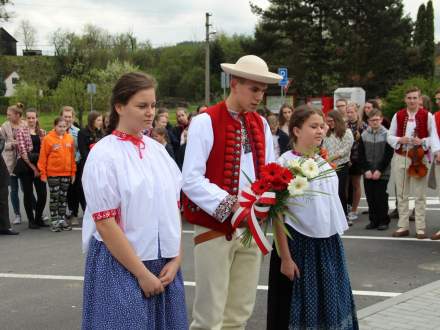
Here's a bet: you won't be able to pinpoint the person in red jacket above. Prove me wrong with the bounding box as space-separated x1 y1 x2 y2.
38 117 76 232
431 89 440 240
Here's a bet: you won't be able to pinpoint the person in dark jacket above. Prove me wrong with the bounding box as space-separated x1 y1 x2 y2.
267 113 290 157
359 109 393 230
152 127 175 160
77 111 104 213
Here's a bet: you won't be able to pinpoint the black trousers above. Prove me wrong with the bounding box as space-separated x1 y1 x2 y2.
364 178 390 226
267 244 293 330
336 162 350 216
0 156 12 230
19 173 47 226
67 162 85 216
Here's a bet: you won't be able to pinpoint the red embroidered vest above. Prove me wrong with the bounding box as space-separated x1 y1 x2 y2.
396 108 429 138
183 101 266 235
435 111 440 138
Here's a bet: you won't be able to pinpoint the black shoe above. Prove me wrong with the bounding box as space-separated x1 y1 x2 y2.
28 223 40 229
361 209 369 214
36 221 50 227
377 224 389 231
389 209 399 219
0 228 19 235
365 223 378 230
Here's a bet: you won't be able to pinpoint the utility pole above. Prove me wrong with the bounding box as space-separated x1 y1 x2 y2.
205 12 212 106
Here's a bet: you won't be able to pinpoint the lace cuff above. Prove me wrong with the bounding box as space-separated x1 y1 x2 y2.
213 195 238 222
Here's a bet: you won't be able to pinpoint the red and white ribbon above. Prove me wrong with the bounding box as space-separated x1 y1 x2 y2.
231 186 276 255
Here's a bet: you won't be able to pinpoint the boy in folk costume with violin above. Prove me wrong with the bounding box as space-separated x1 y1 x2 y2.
182 55 281 330
359 109 394 230
387 87 440 239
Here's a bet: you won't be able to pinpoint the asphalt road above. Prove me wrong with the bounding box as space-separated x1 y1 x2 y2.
1 183 440 329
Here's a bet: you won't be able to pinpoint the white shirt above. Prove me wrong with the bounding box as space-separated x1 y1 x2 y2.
387 109 440 153
182 111 275 220
81 134 182 261
278 152 348 238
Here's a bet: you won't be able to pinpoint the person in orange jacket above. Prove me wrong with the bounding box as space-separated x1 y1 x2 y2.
38 116 76 232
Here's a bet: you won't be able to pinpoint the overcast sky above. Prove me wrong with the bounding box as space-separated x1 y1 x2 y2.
2 0 439 55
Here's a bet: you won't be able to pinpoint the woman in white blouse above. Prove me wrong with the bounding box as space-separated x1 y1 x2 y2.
323 110 354 222
267 105 358 330
81 72 187 329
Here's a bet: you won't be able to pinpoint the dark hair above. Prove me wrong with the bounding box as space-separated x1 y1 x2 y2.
278 104 295 126
367 109 383 119
289 105 323 143
362 99 380 122
405 86 421 96
87 111 102 131
152 127 169 143
157 107 169 115
196 105 207 113
7 102 24 116
326 110 346 139
25 108 42 136
107 72 157 135
53 116 66 126
420 94 432 112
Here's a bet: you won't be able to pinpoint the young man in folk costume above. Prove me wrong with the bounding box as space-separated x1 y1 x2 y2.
182 55 281 330
387 87 440 239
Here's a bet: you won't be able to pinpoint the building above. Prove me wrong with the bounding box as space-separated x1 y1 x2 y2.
4 71 20 97
0 27 17 56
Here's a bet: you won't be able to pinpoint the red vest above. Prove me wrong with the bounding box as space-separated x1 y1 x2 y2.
395 108 429 138
183 101 266 235
435 111 440 138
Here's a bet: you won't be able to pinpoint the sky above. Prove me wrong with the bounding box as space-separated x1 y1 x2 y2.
1 0 439 55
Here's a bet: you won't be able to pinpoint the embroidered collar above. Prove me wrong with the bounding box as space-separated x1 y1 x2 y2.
112 130 145 159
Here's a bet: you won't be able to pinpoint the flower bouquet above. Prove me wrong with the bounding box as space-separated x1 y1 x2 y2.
231 147 336 255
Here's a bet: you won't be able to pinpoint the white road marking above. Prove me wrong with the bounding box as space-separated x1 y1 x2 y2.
0 273 400 297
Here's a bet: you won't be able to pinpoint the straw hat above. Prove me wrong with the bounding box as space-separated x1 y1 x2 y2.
220 55 282 84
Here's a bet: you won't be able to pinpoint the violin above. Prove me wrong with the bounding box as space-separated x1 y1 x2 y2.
407 142 428 178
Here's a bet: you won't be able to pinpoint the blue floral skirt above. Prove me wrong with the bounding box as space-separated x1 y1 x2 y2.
285 228 358 330
82 238 188 330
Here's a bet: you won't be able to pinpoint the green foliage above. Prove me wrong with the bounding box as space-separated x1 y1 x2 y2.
383 77 439 118
9 82 40 107
413 1 435 78
250 0 413 97
0 72 6 96
0 96 10 113
50 76 87 123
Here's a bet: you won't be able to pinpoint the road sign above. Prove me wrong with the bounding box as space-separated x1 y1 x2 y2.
278 68 288 87
87 83 96 94
221 72 230 89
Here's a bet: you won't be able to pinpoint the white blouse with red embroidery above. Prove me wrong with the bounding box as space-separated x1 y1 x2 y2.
81 132 182 261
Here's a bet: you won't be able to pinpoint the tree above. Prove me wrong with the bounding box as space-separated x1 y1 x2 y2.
250 0 413 97
0 0 12 22
422 1 435 78
16 19 37 50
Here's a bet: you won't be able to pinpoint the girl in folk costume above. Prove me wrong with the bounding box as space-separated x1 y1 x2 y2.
182 55 281 330
387 87 440 239
267 105 359 330
430 89 440 240
81 73 187 330
37 117 76 232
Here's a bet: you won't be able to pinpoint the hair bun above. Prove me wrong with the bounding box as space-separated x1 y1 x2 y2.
16 102 24 109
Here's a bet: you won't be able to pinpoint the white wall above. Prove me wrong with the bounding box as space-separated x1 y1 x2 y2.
4 72 20 97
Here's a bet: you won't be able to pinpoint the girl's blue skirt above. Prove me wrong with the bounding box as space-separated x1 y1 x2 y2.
82 238 188 330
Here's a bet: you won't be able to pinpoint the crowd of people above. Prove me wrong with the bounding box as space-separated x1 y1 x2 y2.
0 100 205 234
0 53 439 330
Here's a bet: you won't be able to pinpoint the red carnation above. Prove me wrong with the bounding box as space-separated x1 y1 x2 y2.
251 179 272 195
260 163 284 182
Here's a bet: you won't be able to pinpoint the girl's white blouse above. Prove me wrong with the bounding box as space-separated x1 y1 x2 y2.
278 151 348 238
81 134 182 261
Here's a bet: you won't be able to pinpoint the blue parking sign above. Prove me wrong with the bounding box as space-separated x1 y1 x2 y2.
278 68 288 87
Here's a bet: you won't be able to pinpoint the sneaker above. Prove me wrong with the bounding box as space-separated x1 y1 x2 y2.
50 222 61 232
59 220 72 231
365 223 378 230
377 224 389 231
348 212 358 221
12 215 21 225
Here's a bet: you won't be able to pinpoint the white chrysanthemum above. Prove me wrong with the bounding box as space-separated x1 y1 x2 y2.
287 159 302 170
300 158 320 179
287 176 309 196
